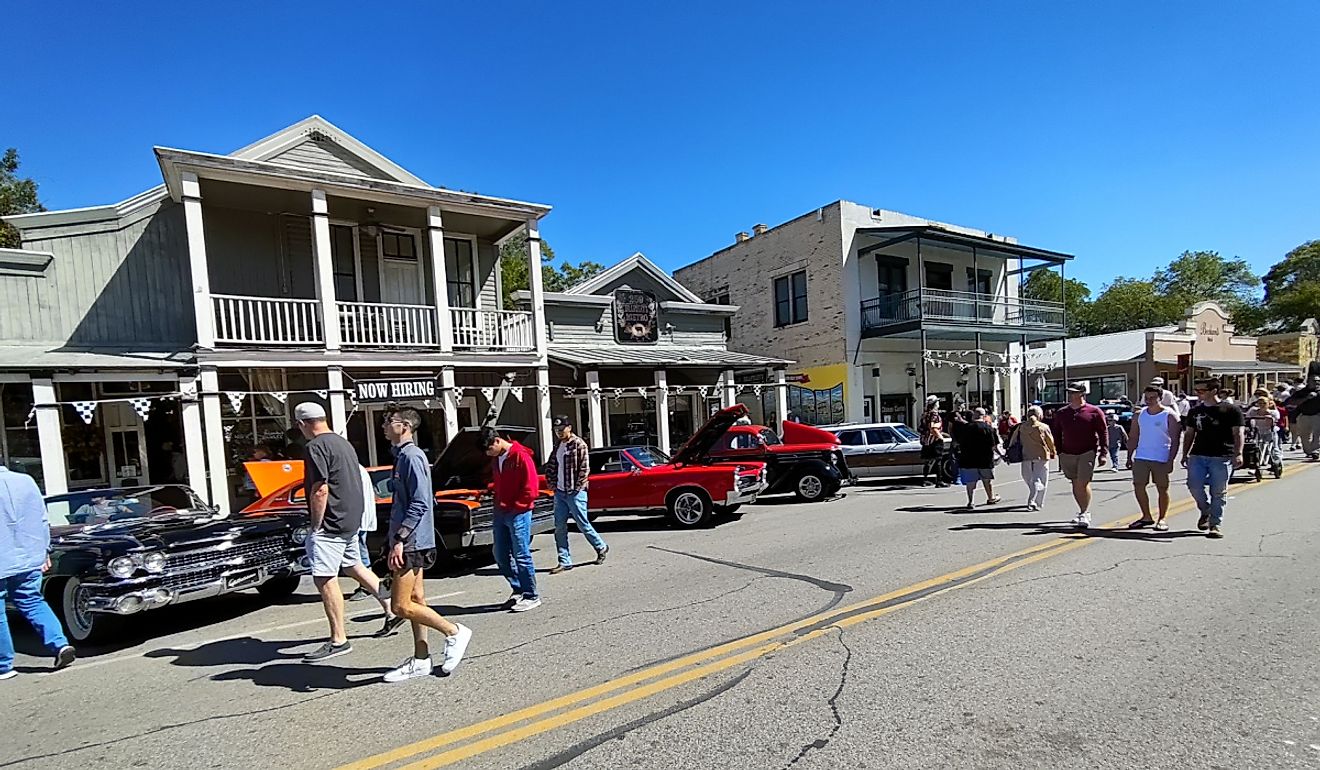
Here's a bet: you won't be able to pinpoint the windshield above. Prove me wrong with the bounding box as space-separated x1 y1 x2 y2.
757 428 783 446
45 487 208 527
892 425 920 442
623 446 670 468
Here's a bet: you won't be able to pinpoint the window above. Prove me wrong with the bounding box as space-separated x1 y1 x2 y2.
0 383 41 486
707 286 732 339
835 430 865 446
966 268 992 296
380 231 417 262
925 263 953 291
774 270 808 327
589 451 623 474
876 257 908 296
330 224 358 301
444 237 476 308
866 427 901 445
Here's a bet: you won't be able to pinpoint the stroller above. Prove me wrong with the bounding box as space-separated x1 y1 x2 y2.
1242 424 1283 482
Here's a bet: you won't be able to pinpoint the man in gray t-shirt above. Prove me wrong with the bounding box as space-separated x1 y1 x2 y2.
295 402 372 663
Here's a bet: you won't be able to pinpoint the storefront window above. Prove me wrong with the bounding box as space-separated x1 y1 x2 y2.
606 397 657 446
0 383 42 486
787 384 844 426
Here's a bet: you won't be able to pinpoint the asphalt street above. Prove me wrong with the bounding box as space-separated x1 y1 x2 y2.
3 452 1319 770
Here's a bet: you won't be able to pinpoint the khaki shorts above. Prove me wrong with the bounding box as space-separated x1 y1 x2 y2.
1058 451 1097 482
1131 458 1173 488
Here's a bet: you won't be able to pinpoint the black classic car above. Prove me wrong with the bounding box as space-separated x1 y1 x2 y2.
41 485 310 642
705 408 852 502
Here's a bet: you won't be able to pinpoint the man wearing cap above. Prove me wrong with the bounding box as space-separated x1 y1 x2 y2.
294 402 368 663
918 396 950 487
542 416 607 574
1050 382 1108 529
1149 377 1178 412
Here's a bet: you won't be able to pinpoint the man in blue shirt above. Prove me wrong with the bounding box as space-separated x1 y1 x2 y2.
1 466 76 679
379 407 471 683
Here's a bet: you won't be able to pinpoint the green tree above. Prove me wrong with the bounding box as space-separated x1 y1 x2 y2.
1077 277 1183 335
1020 269 1092 335
0 148 45 249
1261 240 1320 331
1153 249 1264 332
499 233 605 307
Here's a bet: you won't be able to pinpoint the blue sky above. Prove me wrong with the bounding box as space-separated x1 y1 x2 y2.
5 1 1318 293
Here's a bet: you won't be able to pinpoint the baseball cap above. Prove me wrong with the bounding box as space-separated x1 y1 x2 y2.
925 394 940 403
293 402 327 422
1149 377 1165 386
552 415 573 430
1065 382 1087 394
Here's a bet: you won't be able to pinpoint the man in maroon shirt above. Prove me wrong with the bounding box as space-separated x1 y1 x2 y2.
1050 382 1109 529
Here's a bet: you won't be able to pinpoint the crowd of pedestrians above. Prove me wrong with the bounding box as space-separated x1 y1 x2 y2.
938 373 1306 540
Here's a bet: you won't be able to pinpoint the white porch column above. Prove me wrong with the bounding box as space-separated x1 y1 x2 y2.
439 368 460 443
427 207 453 352
181 172 214 348
199 367 230 513
774 369 789 429
30 378 67 496
586 370 604 448
722 369 737 409
654 370 671 455
535 367 553 461
525 219 549 358
179 374 208 502
327 366 348 436
310 190 341 350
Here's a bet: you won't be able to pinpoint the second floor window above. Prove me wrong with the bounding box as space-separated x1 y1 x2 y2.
707 287 732 339
774 271 808 327
444 237 477 308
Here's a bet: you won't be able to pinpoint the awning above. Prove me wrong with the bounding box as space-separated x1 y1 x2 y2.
1154 358 1301 374
549 346 791 368
0 346 193 371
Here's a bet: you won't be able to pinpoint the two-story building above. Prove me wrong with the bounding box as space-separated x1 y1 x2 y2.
0 116 555 509
675 200 1073 426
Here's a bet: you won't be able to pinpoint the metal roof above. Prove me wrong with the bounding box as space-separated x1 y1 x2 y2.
1025 327 1176 369
1153 358 1301 373
855 226 1074 263
549 346 790 368
0 347 193 371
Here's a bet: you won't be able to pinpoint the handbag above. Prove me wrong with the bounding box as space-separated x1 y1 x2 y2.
1004 426 1024 464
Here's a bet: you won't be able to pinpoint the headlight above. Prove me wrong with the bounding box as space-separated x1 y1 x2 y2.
108 556 136 579
291 526 310 545
142 552 166 574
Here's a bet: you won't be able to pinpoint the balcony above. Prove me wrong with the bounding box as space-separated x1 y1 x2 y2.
859 288 1065 342
211 295 536 353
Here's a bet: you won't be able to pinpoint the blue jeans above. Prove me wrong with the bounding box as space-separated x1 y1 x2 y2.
1187 455 1233 526
1 570 69 673
553 490 607 567
492 510 538 600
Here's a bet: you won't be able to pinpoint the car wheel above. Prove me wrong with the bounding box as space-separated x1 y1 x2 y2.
666 489 713 528
256 575 302 600
795 473 827 502
938 456 959 483
51 577 121 644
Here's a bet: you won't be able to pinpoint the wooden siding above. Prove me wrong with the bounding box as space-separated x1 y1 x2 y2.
0 201 194 347
478 241 499 309
266 137 389 180
547 304 726 347
205 206 286 297
587 270 681 301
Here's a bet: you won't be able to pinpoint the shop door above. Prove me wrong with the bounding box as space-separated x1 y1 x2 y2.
378 230 424 305
103 403 149 488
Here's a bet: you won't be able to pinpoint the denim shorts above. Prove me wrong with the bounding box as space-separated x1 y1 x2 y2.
959 467 994 484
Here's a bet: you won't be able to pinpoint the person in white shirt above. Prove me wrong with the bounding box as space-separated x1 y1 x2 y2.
1148 377 1177 410
339 465 404 637
1126 386 1181 531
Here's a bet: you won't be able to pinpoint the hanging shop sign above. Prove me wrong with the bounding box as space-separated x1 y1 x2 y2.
613 289 659 344
353 378 436 404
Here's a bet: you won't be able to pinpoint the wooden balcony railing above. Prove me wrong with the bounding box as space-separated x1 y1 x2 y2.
338 301 437 347
451 308 535 352
212 294 323 345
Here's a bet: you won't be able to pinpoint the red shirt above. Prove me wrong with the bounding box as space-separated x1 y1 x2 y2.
1050 403 1109 456
491 441 539 512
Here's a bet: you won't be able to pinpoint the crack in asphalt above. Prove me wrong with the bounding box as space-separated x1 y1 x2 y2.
467 576 766 661
0 691 339 768
784 627 853 769
518 669 755 770
968 552 1291 592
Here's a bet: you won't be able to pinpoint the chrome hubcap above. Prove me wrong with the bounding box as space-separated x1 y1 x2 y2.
674 493 704 525
799 475 824 499
65 582 93 639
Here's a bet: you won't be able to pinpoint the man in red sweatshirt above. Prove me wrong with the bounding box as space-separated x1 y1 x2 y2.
1050 382 1109 529
483 427 541 612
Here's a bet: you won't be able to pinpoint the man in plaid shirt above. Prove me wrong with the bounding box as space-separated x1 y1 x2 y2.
543 416 608 573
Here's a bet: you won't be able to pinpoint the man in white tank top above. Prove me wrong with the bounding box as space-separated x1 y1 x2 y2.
1126 385 1181 531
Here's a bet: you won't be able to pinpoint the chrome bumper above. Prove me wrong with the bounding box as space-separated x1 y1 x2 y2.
725 484 763 506
85 557 310 616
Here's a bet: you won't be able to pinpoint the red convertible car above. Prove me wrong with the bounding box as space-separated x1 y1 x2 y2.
585 405 767 528
706 413 852 502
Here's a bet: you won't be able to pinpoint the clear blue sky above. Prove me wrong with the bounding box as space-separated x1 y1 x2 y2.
5 1 1318 293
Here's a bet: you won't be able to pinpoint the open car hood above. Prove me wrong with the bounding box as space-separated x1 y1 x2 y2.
780 421 841 446
670 404 750 466
431 426 537 489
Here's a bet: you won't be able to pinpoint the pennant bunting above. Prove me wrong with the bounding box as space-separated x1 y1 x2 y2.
479 387 495 402
510 387 525 403
635 387 647 397
563 387 576 397
423 399 432 409
129 397 153 421
698 386 710 399
222 424 235 441
72 401 97 425
226 392 245 414
538 385 551 397
313 390 327 399
753 385 764 396
452 387 465 401
25 406 36 426
271 391 288 404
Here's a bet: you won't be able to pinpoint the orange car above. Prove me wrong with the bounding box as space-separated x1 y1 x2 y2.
242 427 555 563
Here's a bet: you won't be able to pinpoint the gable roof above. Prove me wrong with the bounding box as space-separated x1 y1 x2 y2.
566 252 705 303
1025 326 1177 369
229 115 429 187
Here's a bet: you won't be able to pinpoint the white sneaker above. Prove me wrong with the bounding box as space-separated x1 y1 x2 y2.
1072 513 1091 528
0 670 16 681
441 624 472 674
511 597 542 613
383 656 433 683
1026 503 1038 511
503 591 520 608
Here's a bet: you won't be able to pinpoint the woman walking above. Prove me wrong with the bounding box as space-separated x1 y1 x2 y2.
1015 405 1057 511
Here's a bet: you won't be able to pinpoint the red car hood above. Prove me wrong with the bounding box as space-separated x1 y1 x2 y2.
778 420 841 450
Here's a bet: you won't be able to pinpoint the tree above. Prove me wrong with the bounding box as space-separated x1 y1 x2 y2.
1261 240 1320 331
1020 269 1092 335
0 148 45 249
1077 277 1183 335
1153 250 1264 332
499 233 605 308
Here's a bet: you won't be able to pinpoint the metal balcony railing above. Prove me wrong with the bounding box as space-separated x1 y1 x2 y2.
860 288 1065 333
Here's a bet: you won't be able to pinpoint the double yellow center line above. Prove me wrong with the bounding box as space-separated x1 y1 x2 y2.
341 463 1311 770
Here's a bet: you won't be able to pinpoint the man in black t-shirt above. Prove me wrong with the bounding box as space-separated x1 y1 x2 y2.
952 411 1002 510
1181 378 1244 539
